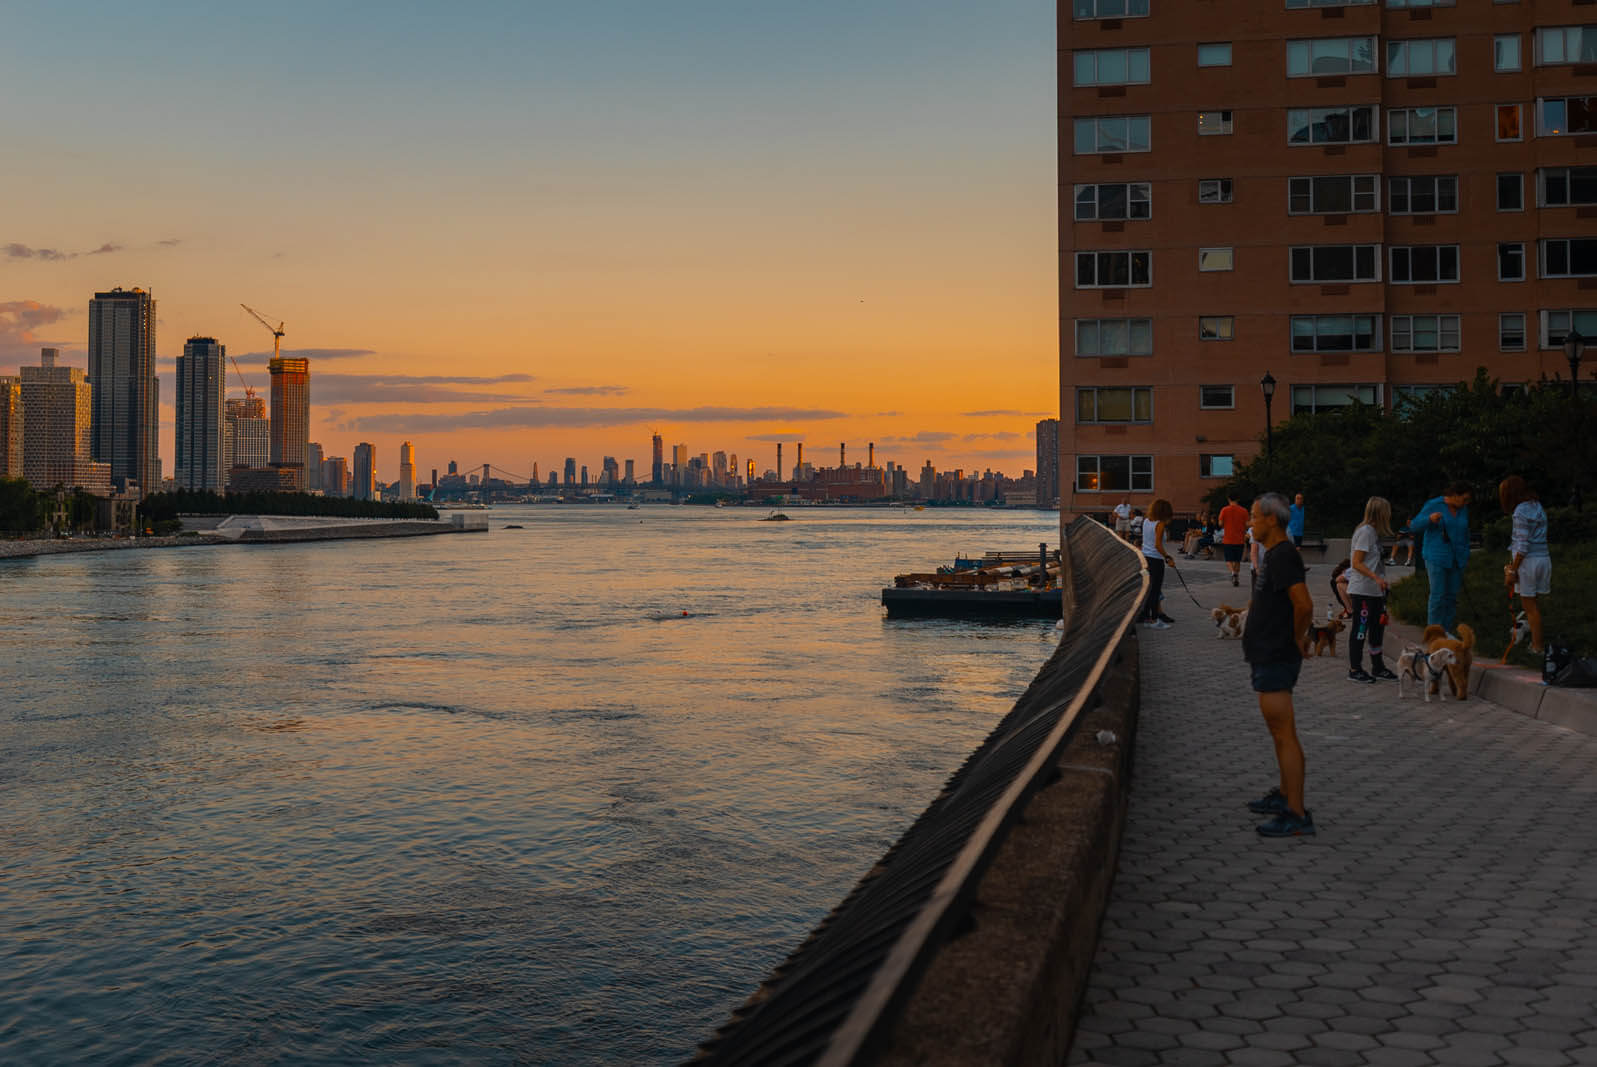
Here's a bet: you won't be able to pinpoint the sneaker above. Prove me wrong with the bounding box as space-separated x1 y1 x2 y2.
1146 620 1171 630
1370 665 1399 681
1348 669 1375 683
1257 809 1316 837
1157 613 1175 624
1232 575 1240 587
1247 788 1290 815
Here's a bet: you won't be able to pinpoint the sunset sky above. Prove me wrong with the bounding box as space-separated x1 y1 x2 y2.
2 1 1055 483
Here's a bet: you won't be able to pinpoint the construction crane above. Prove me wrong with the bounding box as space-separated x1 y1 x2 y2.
240 303 286 362
228 353 256 401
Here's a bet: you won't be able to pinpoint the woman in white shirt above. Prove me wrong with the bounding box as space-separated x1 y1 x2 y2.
1140 497 1176 629
1500 475 1549 654
1347 496 1396 684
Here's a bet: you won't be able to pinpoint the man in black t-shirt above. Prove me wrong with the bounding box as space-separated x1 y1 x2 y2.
1241 492 1316 838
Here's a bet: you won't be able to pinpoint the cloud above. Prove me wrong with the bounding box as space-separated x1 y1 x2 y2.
304 373 539 406
5 240 125 260
349 405 846 433
159 238 182 247
963 430 1026 442
960 409 1054 418
544 385 629 396
235 347 378 362
879 431 960 444
875 411 903 417
744 432 808 442
0 300 73 362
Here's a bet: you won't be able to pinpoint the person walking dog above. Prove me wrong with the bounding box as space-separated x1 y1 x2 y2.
1346 496 1397 683
1409 482 1472 634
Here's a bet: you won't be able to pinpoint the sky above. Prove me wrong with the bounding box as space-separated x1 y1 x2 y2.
1 1 1056 483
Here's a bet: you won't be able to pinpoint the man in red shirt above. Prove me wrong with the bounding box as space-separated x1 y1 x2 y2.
1218 493 1250 588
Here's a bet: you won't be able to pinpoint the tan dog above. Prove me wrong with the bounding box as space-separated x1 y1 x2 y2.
1397 644 1457 702
1302 618 1345 658
1422 623 1475 700
1210 603 1247 639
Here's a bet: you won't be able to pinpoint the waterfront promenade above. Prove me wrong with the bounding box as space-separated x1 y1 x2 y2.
1070 560 1597 1067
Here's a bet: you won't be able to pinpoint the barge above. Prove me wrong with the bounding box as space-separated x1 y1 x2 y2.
881 544 1063 620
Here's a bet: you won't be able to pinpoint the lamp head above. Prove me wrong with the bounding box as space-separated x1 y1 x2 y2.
1565 328 1586 373
1260 371 1277 401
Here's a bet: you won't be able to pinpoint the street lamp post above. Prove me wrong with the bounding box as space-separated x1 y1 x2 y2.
1565 330 1586 510
1260 372 1277 466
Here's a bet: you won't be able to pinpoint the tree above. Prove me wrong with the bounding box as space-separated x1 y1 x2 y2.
0 477 42 534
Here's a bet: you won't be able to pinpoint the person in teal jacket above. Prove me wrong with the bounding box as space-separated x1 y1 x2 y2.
1410 481 1472 633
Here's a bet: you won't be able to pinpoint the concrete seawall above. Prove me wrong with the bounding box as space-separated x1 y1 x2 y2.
1 514 485 561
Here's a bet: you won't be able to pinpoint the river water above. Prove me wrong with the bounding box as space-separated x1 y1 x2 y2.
1 505 1062 1065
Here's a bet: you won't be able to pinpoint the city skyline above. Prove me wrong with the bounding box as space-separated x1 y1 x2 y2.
1 2 1055 480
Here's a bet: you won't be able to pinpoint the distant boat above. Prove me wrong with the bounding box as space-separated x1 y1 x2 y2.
627 504 640 510
503 524 524 529
762 510 791 522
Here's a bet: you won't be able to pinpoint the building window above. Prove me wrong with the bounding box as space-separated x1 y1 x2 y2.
1498 173 1524 211
1076 318 1154 357
1542 309 1597 348
1075 182 1153 220
1290 244 1381 283
1536 26 1597 66
1286 0 1375 7
1540 167 1597 207
1074 115 1153 154
1288 105 1378 145
1500 243 1527 282
1198 109 1234 135
1388 106 1457 145
1498 103 1524 142
1199 385 1235 409
1199 454 1236 478
1072 0 1150 18
1199 247 1234 271
1390 245 1460 284
1288 174 1379 214
1198 42 1233 67
1538 97 1597 137
1076 454 1153 493
1391 314 1461 353
1393 385 1453 415
1077 386 1153 424
1076 250 1153 288
1199 178 1234 203
1286 36 1377 76
1541 239 1597 278
1073 47 1152 86
1388 175 1458 215
1495 35 1522 72
1500 313 1526 352
1291 314 1381 352
1199 315 1235 340
1291 383 1382 414
1387 39 1457 77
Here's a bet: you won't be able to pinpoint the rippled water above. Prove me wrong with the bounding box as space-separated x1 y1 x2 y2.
2 505 1062 1065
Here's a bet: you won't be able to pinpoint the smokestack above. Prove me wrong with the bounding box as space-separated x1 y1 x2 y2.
797 442 803 474
869 442 875 468
776 443 783 482
840 442 846 468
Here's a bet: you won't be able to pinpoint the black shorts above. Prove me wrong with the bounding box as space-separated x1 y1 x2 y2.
1251 659 1302 693
1223 543 1244 564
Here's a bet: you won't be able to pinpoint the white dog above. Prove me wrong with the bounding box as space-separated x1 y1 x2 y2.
1397 645 1456 702
1210 604 1247 639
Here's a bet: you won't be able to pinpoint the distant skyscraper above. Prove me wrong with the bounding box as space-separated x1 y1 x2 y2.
399 441 417 500
224 396 269 480
672 443 687 486
448 459 458 476
268 357 310 488
602 456 619 485
0 376 20 479
21 348 110 493
580 464 589 486
624 458 635 484
1035 418 1059 507
305 441 325 492
353 442 377 500
88 287 159 494
322 456 349 497
563 457 576 485
175 336 225 492
651 434 664 485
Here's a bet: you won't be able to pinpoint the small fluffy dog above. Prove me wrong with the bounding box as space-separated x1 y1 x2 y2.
1397 644 1457 701
1422 623 1476 700
1211 603 1247 639
1500 611 1531 664
1302 618 1345 658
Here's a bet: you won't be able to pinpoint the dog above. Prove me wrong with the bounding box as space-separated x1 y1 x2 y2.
1422 623 1476 700
1210 603 1247 639
1302 618 1345 658
1500 611 1530 664
1397 644 1457 702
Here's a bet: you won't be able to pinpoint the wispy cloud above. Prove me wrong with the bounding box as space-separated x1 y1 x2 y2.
544 385 628 396
235 347 378 362
3 239 165 261
349 405 846 433
879 431 960 444
302 373 540 406
0 300 73 363
963 430 1026 442
960 409 1053 418
744 432 808 442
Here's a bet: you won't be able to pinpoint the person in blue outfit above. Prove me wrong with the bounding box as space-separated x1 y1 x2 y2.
1410 481 1472 633
1287 492 1306 548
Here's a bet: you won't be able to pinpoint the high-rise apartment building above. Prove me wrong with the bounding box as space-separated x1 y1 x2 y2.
625 458 635 484
268 357 310 489
88 287 159 494
1061 3 1597 512
353 442 377 500
563 457 577 485
175 337 226 492
304 442 325 492
651 433 664 484
398 440 417 500
0 376 20 479
322 456 350 497
20 349 111 494
1035 417 1060 507
224 396 269 481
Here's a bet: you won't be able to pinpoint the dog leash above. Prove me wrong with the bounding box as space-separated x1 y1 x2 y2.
1165 560 1209 610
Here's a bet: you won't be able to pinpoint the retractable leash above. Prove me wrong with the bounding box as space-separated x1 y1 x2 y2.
1165 559 1209 610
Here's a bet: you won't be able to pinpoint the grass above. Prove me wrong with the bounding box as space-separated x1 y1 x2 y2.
1387 541 1597 667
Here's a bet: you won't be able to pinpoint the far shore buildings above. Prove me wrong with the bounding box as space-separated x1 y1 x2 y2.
223 396 269 489
20 349 111 495
175 336 225 492
398 440 417 500
1060 4 1597 512
268 356 310 490
353 442 377 501
0 375 20 479
88 287 160 495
